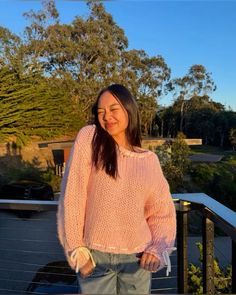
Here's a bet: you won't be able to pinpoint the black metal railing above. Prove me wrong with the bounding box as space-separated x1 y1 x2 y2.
0 193 235 294
173 193 236 294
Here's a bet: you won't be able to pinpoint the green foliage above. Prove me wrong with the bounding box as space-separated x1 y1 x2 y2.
190 162 236 211
0 26 21 65
41 168 61 192
156 132 190 192
188 242 232 294
0 66 84 143
0 162 61 192
0 0 171 140
1 0 236 144
162 63 236 149
188 263 203 294
191 163 215 187
0 162 42 185
223 153 236 165
162 98 236 148
186 107 216 145
165 65 217 133
171 132 190 171
120 50 170 135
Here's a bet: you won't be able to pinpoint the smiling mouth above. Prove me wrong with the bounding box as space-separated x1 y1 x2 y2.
105 123 116 129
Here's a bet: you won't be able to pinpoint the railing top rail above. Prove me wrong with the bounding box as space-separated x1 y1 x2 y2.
0 199 58 205
0 199 58 211
172 193 236 229
0 192 235 230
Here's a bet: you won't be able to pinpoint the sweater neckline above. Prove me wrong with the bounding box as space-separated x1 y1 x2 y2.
118 145 152 158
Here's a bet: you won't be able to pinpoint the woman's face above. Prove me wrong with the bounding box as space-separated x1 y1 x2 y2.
97 91 129 145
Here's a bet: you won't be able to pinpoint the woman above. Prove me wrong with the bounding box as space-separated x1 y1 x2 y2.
57 84 176 294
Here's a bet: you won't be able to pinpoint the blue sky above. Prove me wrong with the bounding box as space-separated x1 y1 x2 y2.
0 0 235 110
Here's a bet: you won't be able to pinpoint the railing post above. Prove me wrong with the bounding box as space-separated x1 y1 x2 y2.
202 216 215 294
177 201 188 294
232 240 236 293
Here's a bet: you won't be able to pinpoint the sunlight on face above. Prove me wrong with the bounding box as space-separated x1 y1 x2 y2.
98 91 129 145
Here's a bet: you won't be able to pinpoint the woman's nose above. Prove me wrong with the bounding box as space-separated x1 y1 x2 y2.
103 110 111 121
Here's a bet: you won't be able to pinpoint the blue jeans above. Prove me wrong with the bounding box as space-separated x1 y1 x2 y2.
77 249 151 294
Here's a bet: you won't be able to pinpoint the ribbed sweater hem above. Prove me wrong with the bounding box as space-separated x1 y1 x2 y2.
84 240 151 254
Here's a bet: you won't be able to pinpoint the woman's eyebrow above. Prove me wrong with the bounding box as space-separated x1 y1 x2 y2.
98 103 120 109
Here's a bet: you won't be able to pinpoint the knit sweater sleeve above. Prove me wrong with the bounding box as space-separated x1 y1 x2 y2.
57 125 94 268
144 154 176 270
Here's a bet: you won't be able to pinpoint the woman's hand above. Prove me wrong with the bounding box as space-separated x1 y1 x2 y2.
79 258 95 278
140 252 160 272
70 247 96 277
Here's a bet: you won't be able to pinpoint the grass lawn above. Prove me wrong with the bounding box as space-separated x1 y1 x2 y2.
190 145 236 168
222 155 236 167
190 145 236 156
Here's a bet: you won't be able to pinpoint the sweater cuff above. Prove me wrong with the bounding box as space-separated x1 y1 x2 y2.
68 247 95 273
66 247 90 271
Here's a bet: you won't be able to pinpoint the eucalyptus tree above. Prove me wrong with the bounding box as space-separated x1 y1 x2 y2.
167 65 216 132
22 1 128 122
229 128 236 150
213 110 236 148
120 49 170 134
161 106 178 138
184 94 225 143
0 0 171 142
0 27 21 66
21 0 170 133
185 108 216 144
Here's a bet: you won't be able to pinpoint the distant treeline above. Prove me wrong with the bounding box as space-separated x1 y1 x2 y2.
0 0 236 148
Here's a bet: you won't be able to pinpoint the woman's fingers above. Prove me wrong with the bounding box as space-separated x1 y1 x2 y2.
79 258 95 277
140 253 160 272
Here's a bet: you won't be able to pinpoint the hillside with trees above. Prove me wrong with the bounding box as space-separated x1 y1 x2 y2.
0 0 170 145
1 0 235 149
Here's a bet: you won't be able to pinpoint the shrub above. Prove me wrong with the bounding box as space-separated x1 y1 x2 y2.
0 165 61 193
41 169 61 192
156 132 190 192
188 242 232 294
190 162 236 211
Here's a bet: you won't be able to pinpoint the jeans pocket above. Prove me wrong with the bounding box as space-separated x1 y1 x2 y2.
135 251 143 267
79 267 95 279
135 251 143 259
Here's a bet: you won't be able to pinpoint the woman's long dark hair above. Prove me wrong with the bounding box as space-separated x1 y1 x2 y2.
92 84 142 178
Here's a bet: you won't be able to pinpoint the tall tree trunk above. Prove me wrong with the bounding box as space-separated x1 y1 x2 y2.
161 120 164 137
220 132 224 147
180 101 185 132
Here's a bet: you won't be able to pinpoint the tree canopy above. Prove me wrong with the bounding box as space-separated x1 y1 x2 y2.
0 0 235 148
0 0 172 143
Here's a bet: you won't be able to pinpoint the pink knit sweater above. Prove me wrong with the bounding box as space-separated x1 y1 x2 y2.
57 125 176 270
